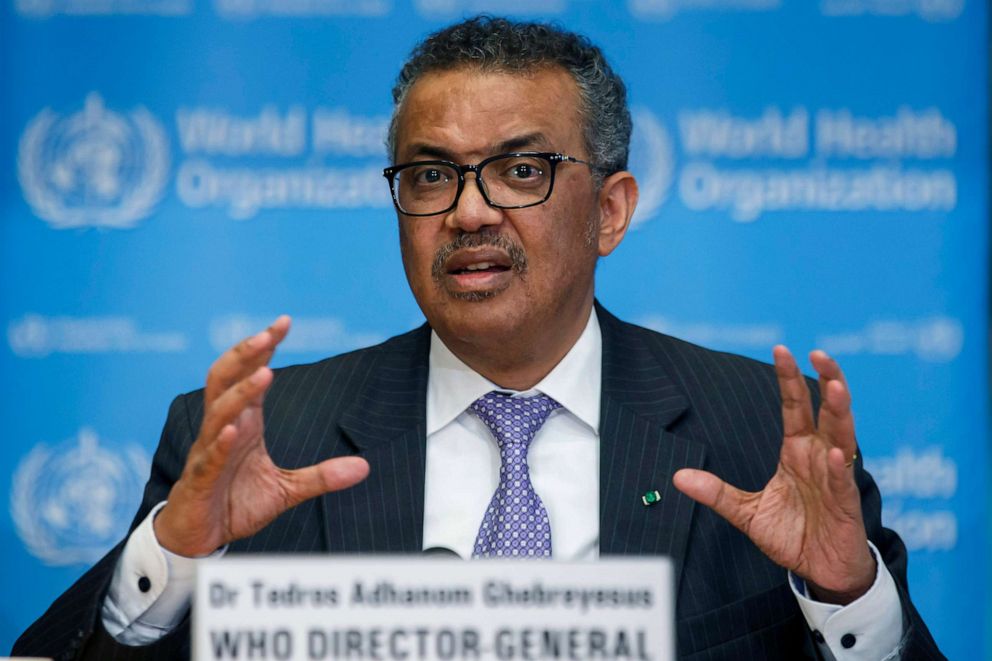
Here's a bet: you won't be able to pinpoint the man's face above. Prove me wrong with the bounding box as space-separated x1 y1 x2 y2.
392 66 608 354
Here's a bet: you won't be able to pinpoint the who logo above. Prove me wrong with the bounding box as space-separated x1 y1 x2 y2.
11 428 149 565
628 107 675 230
17 92 170 230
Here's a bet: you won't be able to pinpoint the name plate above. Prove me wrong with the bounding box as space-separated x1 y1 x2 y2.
194 555 674 661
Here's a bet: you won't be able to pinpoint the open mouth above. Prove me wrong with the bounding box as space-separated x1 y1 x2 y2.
439 248 517 296
443 248 514 277
449 261 511 276
430 235 528 300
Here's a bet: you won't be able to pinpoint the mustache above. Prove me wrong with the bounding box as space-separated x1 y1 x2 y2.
431 232 528 281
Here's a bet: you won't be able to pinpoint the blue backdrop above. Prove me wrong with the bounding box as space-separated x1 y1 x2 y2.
1 1 987 658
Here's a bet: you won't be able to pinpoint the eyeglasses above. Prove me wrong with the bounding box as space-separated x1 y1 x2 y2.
382 152 593 217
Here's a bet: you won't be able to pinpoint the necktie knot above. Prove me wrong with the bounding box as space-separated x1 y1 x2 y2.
470 391 562 450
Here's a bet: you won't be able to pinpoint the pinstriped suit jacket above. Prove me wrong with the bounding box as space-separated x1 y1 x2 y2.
13 304 944 660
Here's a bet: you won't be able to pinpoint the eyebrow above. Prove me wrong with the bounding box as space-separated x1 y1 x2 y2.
406 143 458 161
404 132 554 163
494 132 552 154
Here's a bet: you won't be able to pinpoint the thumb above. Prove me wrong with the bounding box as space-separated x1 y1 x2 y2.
673 468 754 534
282 456 370 507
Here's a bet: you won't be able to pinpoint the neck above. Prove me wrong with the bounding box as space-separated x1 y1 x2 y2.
436 297 594 391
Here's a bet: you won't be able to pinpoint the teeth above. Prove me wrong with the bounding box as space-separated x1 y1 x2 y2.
465 262 495 271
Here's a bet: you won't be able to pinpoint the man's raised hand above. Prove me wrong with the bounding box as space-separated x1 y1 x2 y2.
673 346 876 605
153 316 370 557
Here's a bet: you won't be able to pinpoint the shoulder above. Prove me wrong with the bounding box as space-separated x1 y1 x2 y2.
269 323 429 388
598 306 797 480
173 324 430 414
598 304 782 396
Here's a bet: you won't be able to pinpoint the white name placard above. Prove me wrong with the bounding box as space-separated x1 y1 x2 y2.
193 555 674 661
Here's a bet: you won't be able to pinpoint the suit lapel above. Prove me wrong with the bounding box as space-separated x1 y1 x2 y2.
318 306 708 580
597 304 706 597
322 325 431 554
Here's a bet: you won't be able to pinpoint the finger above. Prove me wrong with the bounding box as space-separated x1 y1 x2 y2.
281 456 371 507
190 422 239 482
199 366 273 444
811 349 850 416
826 447 862 512
673 468 756 535
205 316 291 403
809 351 857 455
818 379 857 456
773 345 816 438
810 349 850 392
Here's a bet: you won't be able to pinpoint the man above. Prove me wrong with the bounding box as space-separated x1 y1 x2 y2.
15 16 944 660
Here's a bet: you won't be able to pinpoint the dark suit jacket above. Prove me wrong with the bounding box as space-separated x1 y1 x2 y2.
14 304 945 660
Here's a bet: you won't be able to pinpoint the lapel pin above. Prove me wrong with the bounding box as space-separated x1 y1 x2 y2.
641 490 661 506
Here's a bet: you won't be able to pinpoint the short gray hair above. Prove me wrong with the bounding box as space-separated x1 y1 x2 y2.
388 16 632 177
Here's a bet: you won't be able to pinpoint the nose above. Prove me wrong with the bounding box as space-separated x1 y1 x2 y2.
445 172 503 233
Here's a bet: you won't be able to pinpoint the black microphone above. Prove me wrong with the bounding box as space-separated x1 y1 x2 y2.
422 546 462 559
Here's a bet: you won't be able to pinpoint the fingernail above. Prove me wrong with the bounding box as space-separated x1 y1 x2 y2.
249 368 265 385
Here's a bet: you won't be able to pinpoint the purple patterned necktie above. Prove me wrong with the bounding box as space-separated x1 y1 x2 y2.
470 390 561 558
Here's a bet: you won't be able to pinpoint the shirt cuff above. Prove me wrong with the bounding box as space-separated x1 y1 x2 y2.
101 502 226 645
789 540 903 661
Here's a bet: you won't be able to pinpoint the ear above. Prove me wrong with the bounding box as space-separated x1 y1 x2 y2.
597 170 637 257
596 171 639 257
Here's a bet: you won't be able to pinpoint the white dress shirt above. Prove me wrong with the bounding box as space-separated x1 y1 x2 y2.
104 309 904 659
423 308 601 560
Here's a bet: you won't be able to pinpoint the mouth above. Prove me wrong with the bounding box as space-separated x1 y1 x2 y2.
430 232 528 301
442 249 515 294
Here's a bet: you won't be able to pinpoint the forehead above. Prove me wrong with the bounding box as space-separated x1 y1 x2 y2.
393 66 585 161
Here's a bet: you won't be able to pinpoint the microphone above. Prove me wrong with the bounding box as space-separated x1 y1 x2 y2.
422 546 462 558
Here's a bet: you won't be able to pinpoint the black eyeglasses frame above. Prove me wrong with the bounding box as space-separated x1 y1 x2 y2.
382 151 593 217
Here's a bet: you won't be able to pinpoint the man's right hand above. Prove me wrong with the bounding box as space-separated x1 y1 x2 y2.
153 316 370 557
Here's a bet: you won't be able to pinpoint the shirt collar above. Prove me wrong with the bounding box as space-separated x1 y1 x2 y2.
426 308 602 435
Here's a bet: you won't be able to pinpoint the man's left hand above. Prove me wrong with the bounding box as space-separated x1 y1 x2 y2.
673 346 876 605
